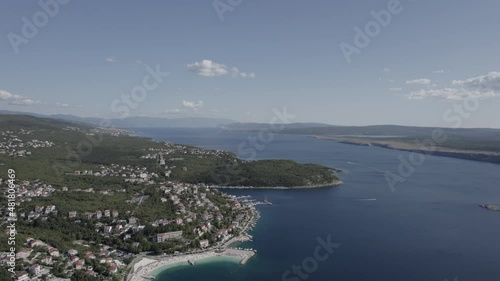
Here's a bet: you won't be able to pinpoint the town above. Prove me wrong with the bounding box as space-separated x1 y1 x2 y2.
0 125 259 281
0 129 54 157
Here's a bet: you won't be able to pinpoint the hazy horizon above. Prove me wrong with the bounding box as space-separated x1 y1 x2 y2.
3 109 500 130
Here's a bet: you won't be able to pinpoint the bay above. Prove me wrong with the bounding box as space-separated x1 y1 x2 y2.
131 128 500 281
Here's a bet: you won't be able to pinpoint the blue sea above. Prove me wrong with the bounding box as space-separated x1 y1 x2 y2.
132 128 500 281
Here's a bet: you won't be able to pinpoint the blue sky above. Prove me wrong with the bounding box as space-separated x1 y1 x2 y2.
1 0 500 128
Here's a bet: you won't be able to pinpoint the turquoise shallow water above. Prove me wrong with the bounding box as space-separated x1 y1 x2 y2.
153 257 242 280
132 128 500 281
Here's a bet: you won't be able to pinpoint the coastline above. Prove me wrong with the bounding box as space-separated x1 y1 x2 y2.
121 131 342 281
315 135 500 165
127 206 259 281
211 179 343 190
151 256 242 275
127 238 255 281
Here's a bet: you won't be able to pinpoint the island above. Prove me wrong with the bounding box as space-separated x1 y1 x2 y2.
315 135 500 165
480 204 500 211
0 114 341 281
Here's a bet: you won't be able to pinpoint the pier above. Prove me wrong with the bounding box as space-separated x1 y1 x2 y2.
241 195 272 206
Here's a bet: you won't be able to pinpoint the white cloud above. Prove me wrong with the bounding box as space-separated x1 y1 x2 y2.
404 72 500 101
53 102 82 108
165 108 182 114
165 100 207 115
408 88 500 100
383 67 391 74
0 90 40 106
105 57 115 63
0 89 82 108
181 100 204 111
9 99 39 106
432 70 445 73
231 68 240 78
187 60 228 77
231 67 256 78
408 88 467 100
406 78 432 85
187 60 255 78
452 71 500 92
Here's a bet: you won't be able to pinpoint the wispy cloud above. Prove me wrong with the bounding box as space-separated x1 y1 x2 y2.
53 102 82 108
432 69 445 73
105 56 115 63
406 78 432 85
0 89 81 108
164 100 206 115
408 88 500 100
231 67 256 78
187 59 255 78
389 88 402 91
165 108 182 114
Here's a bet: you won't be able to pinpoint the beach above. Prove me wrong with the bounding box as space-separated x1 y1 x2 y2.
127 246 255 281
126 194 259 281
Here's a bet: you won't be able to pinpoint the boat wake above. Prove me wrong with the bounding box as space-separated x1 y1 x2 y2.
347 161 385 173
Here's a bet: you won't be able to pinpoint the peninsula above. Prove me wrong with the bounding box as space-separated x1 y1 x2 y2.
224 123 500 165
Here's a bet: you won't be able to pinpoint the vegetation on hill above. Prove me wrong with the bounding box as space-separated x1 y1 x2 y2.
0 114 340 251
0 114 340 188
169 156 339 187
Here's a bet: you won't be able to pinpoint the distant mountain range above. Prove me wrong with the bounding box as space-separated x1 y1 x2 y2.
3 110 499 141
0 110 235 128
2 110 500 164
279 124 500 139
0 110 339 130
220 122 334 131
222 123 500 140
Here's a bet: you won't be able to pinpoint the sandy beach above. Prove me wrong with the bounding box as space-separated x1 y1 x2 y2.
127 246 255 281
